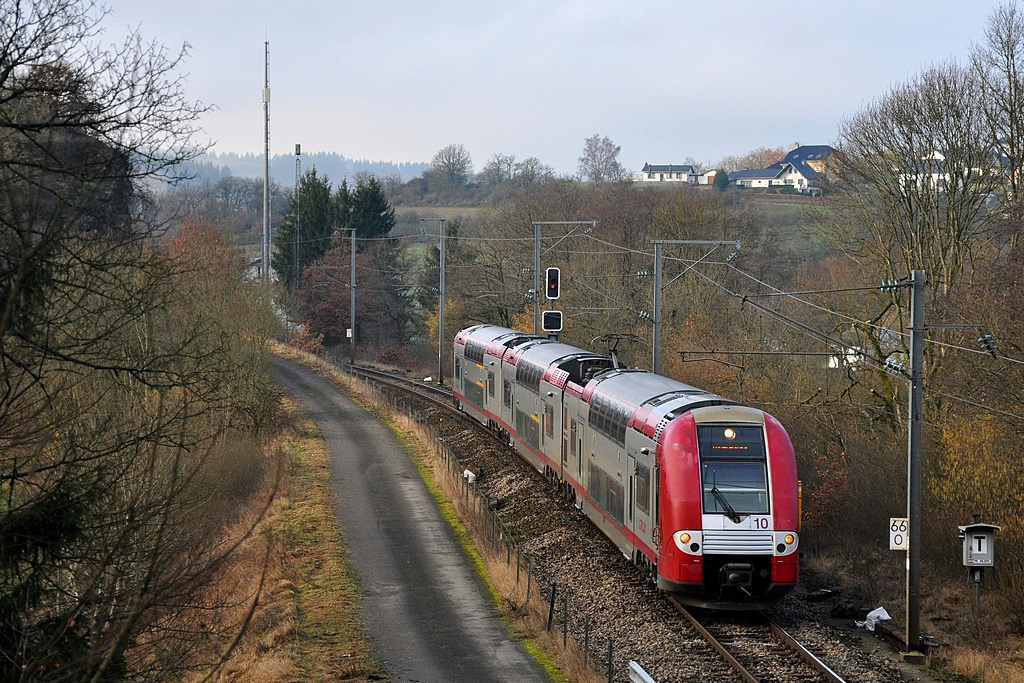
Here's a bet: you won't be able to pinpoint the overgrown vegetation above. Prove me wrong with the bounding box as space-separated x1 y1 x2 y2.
0 2 282 679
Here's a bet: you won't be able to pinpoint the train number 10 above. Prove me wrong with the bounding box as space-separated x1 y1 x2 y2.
753 517 770 529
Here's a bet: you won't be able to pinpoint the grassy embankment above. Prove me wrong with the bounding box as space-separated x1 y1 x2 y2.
188 388 384 682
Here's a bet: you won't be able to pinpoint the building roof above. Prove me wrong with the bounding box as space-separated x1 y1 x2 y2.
641 163 695 174
766 160 818 181
728 166 788 180
782 145 835 163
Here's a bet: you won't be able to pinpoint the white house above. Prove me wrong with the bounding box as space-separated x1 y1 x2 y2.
728 163 811 190
728 145 835 192
640 163 697 183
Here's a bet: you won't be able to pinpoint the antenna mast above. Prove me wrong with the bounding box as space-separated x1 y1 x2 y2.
262 41 271 280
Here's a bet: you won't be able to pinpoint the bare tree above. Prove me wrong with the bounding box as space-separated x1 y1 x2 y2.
824 62 998 298
818 61 1000 425
578 134 626 181
479 153 517 184
682 156 708 173
430 143 473 186
973 1 1024 201
714 145 790 172
515 156 556 183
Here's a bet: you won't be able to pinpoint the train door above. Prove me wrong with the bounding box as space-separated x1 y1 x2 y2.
561 405 569 478
627 454 637 544
486 370 495 413
633 459 653 550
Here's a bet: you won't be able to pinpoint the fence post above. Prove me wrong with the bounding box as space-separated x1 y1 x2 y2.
563 592 568 647
526 557 532 602
547 582 557 631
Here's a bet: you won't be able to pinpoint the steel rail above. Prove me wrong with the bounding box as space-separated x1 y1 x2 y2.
765 616 847 683
670 597 759 683
670 597 847 683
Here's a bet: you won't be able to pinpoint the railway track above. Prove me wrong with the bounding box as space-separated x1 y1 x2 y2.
347 363 455 406
342 360 851 683
671 598 846 683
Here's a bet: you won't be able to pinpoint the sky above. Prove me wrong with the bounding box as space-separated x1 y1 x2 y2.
103 1 1008 176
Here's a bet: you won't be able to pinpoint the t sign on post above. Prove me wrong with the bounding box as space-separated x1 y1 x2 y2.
890 517 909 551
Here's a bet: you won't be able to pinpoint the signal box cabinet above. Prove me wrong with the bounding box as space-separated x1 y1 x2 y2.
959 522 1001 567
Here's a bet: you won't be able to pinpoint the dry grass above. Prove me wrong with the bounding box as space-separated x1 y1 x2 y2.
275 414 382 681
185 393 384 682
804 548 1024 682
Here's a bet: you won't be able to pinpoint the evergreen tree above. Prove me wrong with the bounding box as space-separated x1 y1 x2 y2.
712 169 731 191
274 167 337 288
350 175 396 242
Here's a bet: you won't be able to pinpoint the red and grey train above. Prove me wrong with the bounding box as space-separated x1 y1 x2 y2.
453 324 800 610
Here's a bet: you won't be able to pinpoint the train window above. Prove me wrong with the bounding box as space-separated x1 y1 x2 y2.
465 339 486 363
455 358 462 383
588 462 625 525
503 379 512 407
635 463 650 514
570 420 577 455
588 462 603 508
487 372 495 398
697 425 768 515
697 425 766 461
516 359 544 393
701 461 769 514
587 393 630 447
544 404 555 439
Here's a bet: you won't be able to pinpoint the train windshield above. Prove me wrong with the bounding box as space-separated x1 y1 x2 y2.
697 425 769 516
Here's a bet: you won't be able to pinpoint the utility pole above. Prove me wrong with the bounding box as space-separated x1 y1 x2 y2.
905 269 926 656
349 228 356 365
262 41 271 281
294 144 300 284
438 219 446 386
651 239 740 374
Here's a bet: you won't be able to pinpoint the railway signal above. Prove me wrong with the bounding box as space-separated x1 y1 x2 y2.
542 310 562 332
546 267 560 299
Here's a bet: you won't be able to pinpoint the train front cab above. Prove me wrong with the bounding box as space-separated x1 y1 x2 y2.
656 406 799 610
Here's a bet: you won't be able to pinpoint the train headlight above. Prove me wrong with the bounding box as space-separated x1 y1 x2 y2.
672 530 701 554
774 531 799 556
723 428 736 440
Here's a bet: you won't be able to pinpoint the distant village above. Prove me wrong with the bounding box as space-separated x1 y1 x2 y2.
640 145 834 195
